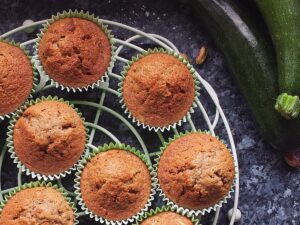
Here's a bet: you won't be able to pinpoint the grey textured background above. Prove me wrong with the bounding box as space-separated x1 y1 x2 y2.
0 0 299 224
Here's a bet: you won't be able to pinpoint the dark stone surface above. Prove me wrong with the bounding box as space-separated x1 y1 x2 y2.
0 0 299 224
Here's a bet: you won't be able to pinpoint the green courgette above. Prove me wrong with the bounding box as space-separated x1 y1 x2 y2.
255 0 300 119
188 0 300 151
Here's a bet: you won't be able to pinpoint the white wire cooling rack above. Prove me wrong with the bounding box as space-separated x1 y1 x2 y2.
0 18 240 225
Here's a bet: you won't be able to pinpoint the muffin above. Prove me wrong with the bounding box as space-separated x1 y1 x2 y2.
140 212 193 225
122 51 195 128
38 17 111 88
157 132 235 210
0 41 34 117
80 149 152 221
13 100 86 176
0 187 74 224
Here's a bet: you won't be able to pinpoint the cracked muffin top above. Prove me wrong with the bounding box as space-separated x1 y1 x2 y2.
13 100 86 175
140 211 193 225
157 133 235 210
122 52 195 128
0 187 74 225
38 17 111 88
0 42 33 116
80 149 151 221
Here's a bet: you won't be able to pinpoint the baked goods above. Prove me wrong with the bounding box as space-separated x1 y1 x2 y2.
38 17 111 88
0 187 74 225
13 100 86 175
140 211 193 225
80 149 151 221
0 41 34 116
122 51 195 128
157 132 235 210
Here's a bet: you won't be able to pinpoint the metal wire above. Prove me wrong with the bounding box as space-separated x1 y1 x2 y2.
0 18 239 225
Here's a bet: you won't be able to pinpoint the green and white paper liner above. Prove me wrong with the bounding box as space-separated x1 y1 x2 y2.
133 206 201 225
74 143 158 225
118 48 200 132
6 96 90 181
0 181 79 224
154 130 237 217
0 39 39 121
33 10 116 92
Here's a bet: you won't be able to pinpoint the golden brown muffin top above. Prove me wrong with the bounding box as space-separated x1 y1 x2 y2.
38 17 111 88
0 42 33 116
158 133 235 210
123 52 195 127
0 187 74 225
140 212 193 225
13 100 86 175
80 149 151 221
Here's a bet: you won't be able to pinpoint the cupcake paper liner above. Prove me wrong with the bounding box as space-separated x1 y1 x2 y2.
74 143 158 225
6 96 90 181
133 206 201 225
0 39 39 121
0 181 79 224
154 130 237 216
118 48 200 132
33 10 116 92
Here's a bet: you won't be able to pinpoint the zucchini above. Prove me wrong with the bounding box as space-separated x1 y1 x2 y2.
188 0 300 151
255 0 300 119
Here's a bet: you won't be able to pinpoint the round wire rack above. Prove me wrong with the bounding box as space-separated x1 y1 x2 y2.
0 17 240 225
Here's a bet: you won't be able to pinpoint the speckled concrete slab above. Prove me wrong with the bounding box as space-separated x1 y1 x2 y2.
0 0 299 225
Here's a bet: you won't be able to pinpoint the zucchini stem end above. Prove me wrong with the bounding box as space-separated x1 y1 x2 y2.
275 93 300 120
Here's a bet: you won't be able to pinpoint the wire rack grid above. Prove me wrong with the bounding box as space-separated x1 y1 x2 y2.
0 17 240 225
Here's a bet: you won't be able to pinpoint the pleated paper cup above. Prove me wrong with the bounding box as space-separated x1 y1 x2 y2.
118 48 200 132
74 143 158 225
6 96 89 181
0 39 38 121
154 130 237 216
33 10 116 92
0 181 79 224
